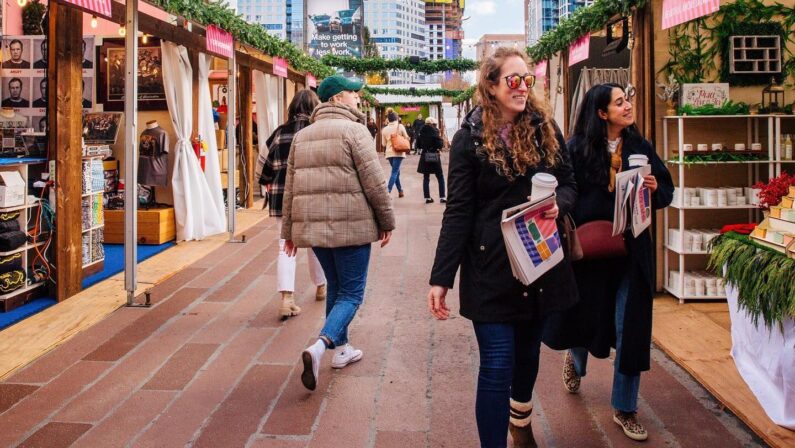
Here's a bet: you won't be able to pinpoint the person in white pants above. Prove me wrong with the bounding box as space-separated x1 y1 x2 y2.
258 89 327 319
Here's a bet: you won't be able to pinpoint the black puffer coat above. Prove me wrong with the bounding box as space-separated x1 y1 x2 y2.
429 107 579 322
416 124 444 176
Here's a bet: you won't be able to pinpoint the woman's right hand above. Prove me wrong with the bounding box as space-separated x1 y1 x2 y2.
428 286 450 320
283 240 298 257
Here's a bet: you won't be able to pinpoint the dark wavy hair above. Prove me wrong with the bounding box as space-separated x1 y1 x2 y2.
287 89 320 121
572 83 639 186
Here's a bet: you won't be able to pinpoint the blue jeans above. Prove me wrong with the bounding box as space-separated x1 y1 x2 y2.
312 245 371 348
472 319 545 448
569 273 640 412
387 157 403 193
423 172 445 199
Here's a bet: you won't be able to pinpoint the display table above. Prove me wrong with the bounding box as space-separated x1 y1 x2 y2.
104 207 176 245
726 283 795 430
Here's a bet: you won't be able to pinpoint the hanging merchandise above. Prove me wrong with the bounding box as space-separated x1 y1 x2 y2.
138 120 169 187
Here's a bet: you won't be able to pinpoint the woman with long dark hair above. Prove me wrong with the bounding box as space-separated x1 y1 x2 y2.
544 83 674 442
258 89 327 319
427 47 578 447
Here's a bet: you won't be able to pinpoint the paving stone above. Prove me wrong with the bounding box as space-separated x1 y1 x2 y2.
193 364 291 447
0 383 39 414
375 430 427 448
249 437 308 448
205 248 276 302
142 343 219 391
308 376 379 448
0 361 110 447
72 389 176 447
16 422 93 448
146 267 207 304
261 358 333 436
192 275 277 343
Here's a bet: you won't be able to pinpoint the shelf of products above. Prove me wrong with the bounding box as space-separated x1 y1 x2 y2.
661 115 791 303
0 160 49 312
81 156 105 268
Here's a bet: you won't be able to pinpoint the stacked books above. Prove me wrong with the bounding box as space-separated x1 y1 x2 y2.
751 185 795 258
500 194 563 286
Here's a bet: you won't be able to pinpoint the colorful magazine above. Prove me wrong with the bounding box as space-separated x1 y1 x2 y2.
500 194 563 286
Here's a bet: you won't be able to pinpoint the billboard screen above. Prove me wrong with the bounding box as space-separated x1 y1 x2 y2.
306 0 363 59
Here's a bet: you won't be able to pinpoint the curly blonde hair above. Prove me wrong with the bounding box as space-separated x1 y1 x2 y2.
476 47 560 180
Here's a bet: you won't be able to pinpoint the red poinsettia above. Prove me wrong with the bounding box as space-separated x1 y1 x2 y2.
753 172 795 210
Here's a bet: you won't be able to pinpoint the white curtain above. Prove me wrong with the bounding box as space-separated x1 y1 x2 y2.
161 41 222 241
568 67 630 135
254 70 281 180
198 53 226 233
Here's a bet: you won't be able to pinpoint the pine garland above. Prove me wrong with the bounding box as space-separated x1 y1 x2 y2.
666 153 767 164
146 0 334 77
708 232 795 328
451 86 476 105
364 86 466 97
321 55 479 74
527 0 646 62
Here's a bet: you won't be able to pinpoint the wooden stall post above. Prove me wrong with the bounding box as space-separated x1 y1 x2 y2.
238 66 254 208
631 5 654 141
48 2 84 301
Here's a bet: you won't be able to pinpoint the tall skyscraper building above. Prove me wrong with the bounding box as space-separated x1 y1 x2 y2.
525 0 594 47
364 0 429 84
424 0 465 61
237 0 303 48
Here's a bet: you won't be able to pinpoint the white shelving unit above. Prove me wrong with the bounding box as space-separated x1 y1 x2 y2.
81 156 105 271
661 114 794 303
0 159 48 311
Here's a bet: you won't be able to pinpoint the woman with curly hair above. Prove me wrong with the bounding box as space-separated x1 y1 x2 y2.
427 47 578 447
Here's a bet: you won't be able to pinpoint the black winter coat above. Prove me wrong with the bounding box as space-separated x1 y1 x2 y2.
416 125 444 176
429 107 579 322
543 131 674 375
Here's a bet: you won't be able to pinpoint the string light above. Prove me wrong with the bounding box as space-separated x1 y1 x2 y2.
142 33 149 44
119 26 126 37
17 0 27 7
91 16 98 28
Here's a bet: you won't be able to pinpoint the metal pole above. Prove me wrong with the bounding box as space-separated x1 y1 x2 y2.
227 52 238 241
124 0 140 305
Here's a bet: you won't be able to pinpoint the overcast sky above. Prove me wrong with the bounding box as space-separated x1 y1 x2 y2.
461 0 525 59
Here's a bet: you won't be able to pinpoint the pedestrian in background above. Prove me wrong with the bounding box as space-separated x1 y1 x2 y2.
427 47 578 447
415 116 446 204
412 113 425 154
544 83 673 442
381 111 409 198
367 116 377 138
281 75 395 392
258 89 326 320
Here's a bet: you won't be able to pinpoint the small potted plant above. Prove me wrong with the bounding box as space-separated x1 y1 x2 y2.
656 73 680 116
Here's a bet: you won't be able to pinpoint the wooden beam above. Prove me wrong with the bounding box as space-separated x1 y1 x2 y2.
109 2 207 53
189 49 200 139
561 52 570 135
49 2 84 301
238 66 255 208
235 44 306 84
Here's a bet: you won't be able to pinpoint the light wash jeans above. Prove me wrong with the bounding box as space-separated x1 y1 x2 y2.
312 244 371 348
569 273 640 412
387 157 403 193
275 218 326 292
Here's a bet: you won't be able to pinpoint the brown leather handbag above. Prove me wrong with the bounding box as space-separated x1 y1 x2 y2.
562 214 583 261
577 220 627 260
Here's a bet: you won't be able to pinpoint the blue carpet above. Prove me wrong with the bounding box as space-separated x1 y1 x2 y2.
0 298 57 330
82 242 176 290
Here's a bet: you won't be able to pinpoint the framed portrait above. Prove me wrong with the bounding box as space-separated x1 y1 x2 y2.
83 112 123 145
32 37 47 72
2 37 32 74
1 76 31 110
97 37 166 111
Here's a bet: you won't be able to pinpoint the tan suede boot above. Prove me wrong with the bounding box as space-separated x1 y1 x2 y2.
509 399 537 448
278 292 301 320
316 284 327 301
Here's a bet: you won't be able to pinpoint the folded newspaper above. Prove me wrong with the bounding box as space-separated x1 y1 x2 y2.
500 194 564 286
613 165 652 237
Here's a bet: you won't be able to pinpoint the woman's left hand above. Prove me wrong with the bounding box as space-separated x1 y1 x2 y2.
542 201 559 219
643 175 658 193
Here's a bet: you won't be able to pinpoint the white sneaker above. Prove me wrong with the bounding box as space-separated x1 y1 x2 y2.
301 345 322 391
331 344 363 369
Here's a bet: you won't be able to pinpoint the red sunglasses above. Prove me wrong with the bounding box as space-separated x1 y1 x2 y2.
503 74 536 90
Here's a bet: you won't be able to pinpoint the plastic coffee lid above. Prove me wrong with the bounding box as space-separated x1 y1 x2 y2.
531 172 557 186
628 154 648 164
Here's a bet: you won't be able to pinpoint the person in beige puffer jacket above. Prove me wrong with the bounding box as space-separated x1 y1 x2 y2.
281 75 395 391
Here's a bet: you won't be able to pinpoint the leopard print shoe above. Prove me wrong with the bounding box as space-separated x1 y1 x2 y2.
562 351 581 393
613 411 648 441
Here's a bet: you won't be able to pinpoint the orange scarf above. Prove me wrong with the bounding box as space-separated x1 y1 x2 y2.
607 140 623 193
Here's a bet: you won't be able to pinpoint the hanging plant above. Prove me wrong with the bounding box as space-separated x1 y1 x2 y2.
364 86 467 98
451 86 476 105
321 55 479 75
22 0 46 35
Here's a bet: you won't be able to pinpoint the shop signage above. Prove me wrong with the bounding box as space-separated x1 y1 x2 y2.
400 106 421 112
534 60 548 78
568 34 590 67
273 57 288 78
206 25 234 59
661 0 720 30
306 73 317 88
306 0 363 59
61 0 112 20
681 83 729 108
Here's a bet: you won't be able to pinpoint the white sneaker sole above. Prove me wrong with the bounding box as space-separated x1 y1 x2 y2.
331 351 363 369
613 415 648 441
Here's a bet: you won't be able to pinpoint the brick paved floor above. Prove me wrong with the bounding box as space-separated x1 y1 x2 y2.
0 158 764 447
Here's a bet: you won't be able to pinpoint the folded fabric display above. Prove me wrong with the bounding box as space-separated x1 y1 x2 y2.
0 231 27 251
720 223 757 235
0 211 20 223
0 252 23 274
0 219 20 233
0 269 25 294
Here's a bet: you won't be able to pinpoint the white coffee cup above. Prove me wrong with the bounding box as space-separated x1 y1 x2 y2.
697 144 709 152
735 143 746 151
751 143 762 151
628 154 649 167
711 143 723 151
682 143 693 152
531 173 557 201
